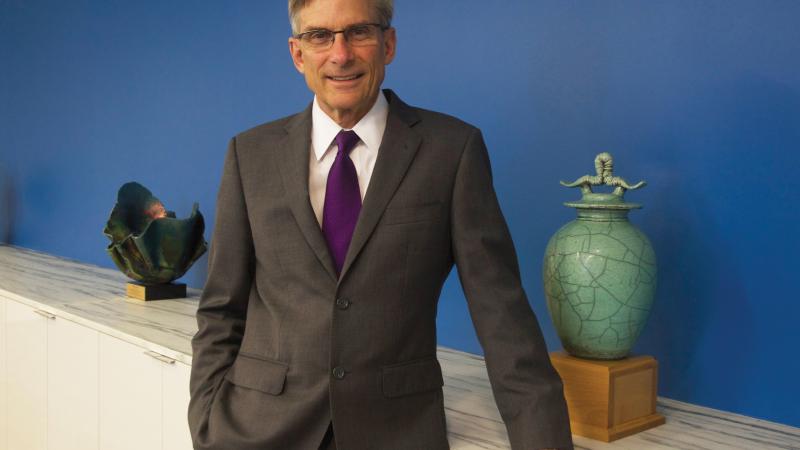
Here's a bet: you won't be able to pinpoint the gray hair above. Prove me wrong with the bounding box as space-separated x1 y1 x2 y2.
288 0 394 35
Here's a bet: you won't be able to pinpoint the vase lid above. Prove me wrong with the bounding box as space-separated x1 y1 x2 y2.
564 193 641 210
559 152 646 210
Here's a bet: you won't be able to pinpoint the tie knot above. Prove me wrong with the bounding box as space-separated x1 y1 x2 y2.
335 130 360 156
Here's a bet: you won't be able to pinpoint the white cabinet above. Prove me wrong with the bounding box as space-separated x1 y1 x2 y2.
0 299 6 450
98 333 194 450
163 360 193 450
0 296 194 450
5 299 48 450
47 311 99 450
3 298 101 450
99 334 163 450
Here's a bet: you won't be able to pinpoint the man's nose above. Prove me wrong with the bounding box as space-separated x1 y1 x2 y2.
328 33 355 65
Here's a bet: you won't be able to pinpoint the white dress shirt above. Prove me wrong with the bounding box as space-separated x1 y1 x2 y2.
309 91 389 227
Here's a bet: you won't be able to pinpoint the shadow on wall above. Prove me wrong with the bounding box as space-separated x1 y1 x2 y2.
631 75 782 407
636 183 752 402
0 165 16 245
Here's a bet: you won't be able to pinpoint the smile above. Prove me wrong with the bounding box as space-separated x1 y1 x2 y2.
328 73 364 81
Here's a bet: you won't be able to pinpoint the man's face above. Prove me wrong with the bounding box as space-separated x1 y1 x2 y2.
288 0 396 126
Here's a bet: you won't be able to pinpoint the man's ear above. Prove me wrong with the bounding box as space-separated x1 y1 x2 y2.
383 27 397 65
288 37 305 74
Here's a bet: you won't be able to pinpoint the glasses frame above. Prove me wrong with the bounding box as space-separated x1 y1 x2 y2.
294 23 389 49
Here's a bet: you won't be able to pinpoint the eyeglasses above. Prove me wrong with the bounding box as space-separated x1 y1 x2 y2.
294 23 388 50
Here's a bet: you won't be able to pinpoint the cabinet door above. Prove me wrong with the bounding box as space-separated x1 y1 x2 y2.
6 300 48 450
163 360 193 450
48 315 99 450
0 298 6 450
98 334 162 450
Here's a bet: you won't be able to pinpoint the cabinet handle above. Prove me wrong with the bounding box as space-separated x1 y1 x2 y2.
33 309 56 320
144 350 176 365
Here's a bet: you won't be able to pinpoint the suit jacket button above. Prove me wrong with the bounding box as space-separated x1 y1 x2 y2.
335 297 350 309
332 366 346 379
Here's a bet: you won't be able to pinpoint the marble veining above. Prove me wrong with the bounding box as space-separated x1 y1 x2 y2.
0 245 199 364
1 245 798 449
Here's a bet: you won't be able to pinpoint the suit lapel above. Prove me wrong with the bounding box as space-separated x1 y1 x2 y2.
277 104 339 283
337 90 422 285
276 90 422 287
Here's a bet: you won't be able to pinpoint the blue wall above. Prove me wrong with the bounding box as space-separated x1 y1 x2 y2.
2 1 799 428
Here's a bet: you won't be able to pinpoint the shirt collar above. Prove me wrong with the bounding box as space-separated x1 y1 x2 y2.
311 90 389 161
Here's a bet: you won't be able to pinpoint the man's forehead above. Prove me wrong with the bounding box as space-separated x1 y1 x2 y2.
297 0 377 30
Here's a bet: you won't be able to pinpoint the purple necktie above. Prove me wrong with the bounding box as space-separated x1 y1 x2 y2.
322 130 362 276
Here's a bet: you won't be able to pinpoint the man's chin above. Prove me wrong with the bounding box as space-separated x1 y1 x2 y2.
322 95 370 113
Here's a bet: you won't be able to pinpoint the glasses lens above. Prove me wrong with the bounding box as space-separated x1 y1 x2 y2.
304 29 333 47
346 24 377 43
300 24 382 49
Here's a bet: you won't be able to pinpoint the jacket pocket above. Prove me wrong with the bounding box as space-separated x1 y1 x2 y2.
381 202 442 225
381 356 444 398
224 352 289 395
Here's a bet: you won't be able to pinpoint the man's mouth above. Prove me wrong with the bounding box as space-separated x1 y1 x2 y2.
328 73 364 81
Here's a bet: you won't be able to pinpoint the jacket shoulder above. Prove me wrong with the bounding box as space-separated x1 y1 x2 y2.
232 111 300 148
411 105 480 138
217 112 301 173
385 89 479 136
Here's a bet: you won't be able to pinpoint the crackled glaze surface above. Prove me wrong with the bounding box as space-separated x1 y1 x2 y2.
544 214 657 359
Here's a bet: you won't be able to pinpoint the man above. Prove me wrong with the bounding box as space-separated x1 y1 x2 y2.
188 0 574 449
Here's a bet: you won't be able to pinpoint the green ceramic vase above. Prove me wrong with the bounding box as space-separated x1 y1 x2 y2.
542 153 656 360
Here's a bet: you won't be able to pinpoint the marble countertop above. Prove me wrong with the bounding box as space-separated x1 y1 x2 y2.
1 244 798 449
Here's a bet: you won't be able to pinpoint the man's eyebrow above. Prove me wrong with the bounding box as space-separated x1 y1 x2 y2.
300 21 374 32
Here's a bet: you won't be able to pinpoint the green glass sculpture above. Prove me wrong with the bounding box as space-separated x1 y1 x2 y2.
543 153 657 360
103 182 207 285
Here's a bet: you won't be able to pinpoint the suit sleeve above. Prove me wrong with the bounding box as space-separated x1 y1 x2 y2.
450 128 574 450
188 137 253 447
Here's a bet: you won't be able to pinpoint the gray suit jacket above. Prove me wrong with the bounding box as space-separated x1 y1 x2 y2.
188 89 573 450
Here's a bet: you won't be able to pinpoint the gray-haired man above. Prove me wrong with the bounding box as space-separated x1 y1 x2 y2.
188 0 573 448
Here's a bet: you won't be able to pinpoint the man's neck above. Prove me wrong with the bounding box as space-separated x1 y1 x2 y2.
318 93 380 129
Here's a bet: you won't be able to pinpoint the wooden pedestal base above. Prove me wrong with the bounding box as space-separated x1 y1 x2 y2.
550 351 665 442
126 282 186 301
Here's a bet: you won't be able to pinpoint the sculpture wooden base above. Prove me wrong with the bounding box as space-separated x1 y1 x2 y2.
550 351 665 442
126 282 186 301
